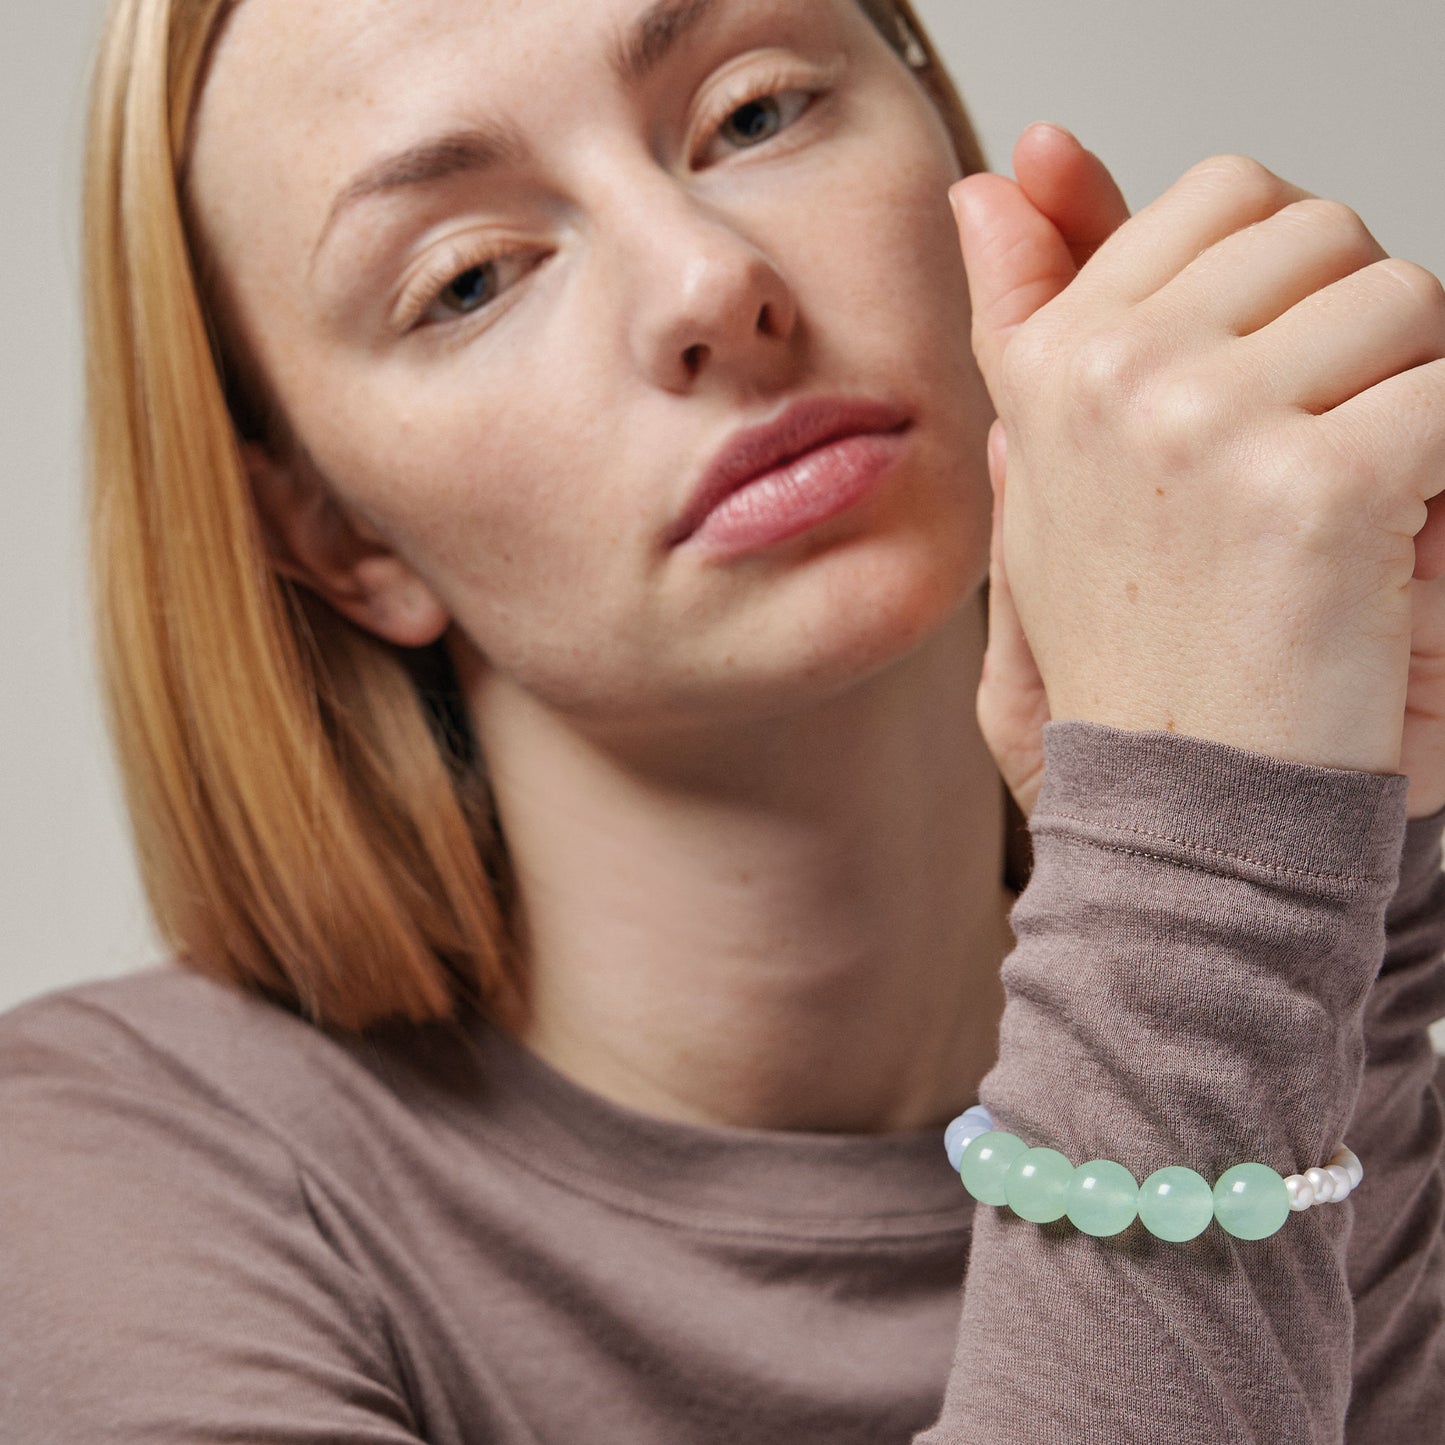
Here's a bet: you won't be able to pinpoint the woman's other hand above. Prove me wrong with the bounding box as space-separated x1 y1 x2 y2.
971 125 1133 820
1401 573 1445 818
952 133 1445 790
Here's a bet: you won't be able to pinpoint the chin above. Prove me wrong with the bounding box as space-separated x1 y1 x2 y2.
673 521 989 725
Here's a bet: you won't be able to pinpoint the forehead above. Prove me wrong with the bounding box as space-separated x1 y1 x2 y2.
197 0 833 147
187 0 843 266
199 0 592 154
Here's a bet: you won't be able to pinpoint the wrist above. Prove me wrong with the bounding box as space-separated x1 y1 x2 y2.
1046 699 1402 779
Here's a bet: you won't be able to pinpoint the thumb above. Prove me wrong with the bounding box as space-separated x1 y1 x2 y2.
1011 122 1132 275
948 168 1080 395
1414 491 1445 581
980 420 1039 705
977 419 1050 818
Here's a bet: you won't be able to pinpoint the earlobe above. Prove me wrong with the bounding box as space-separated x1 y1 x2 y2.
239 439 451 649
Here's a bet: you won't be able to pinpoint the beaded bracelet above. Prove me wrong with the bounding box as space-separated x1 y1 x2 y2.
944 1106 1362 1242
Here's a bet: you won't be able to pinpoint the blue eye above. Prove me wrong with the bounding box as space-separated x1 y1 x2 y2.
721 95 787 147
704 87 815 160
407 251 539 330
438 263 498 316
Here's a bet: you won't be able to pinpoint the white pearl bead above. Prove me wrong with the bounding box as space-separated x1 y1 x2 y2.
1305 1166 1335 1203
1327 1164 1353 1199
1285 1175 1316 1211
1338 1147 1364 1190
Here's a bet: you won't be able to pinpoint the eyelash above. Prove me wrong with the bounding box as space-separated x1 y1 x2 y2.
397 69 824 333
695 67 819 166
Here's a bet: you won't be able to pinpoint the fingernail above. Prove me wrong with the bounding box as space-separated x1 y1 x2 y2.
947 178 980 229
1033 120 1080 145
946 180 965 226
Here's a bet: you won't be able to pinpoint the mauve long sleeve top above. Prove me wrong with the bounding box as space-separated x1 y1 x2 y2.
2 722 1441 1443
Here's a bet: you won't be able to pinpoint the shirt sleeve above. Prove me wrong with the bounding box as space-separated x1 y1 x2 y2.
1346 802 1445 1438
913 721 1436 1445
0 998 425 1445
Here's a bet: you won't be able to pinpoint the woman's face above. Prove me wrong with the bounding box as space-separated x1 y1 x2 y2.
188 0 996 734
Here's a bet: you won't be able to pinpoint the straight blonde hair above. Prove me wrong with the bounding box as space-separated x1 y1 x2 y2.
83 0 991 1034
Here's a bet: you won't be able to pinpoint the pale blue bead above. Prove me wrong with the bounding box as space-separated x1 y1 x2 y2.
945 1123 988 1172
944 1107 996 1171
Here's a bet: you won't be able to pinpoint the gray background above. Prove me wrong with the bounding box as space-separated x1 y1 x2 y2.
4 0 1443 1055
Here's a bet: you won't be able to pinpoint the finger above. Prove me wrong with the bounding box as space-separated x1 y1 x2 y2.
1064 154 1317 314
979 421 1039 700
1242 259 1445 415
950 171 1079 393
1406 572 1445 651
1413 493 1445 581
1012 122 1131 272
1314 355 1445 504
977 421 1049 817
1140 197 1387 341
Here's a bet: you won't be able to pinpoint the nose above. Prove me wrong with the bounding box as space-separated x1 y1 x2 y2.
610 178 800 393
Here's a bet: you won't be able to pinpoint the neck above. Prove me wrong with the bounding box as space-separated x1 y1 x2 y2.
461 595 1014 1135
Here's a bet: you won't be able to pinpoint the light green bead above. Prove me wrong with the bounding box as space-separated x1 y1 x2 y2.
1213 1163 1291 1240
1004 1147 1074 1222
959 1131 1028 1206
1065 1158 1140 1237
1138 1166 1215 1241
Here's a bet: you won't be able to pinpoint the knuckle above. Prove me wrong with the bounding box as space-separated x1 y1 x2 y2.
1066 324 1153 405
1188 153 1288 207
1371 256 1445 314
1257 428 1360 529
1140 373 1232 468
1281 197 1383 262
996 325 1050 396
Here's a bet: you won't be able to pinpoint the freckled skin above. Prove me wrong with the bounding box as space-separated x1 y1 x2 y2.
187 0 998 736
186 0 1021 1134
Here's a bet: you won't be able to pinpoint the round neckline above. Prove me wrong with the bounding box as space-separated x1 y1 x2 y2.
462 1012 976 1235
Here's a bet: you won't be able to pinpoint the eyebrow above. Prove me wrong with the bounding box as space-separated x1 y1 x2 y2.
611 0 720 88
318 128 529 251
310 0 723 270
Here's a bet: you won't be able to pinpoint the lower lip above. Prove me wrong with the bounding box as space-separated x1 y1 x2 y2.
679 427 911 559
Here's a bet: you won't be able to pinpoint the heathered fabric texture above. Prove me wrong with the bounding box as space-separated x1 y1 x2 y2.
1 722 1441 1443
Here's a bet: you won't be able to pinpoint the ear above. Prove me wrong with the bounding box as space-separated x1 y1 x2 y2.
241 439 451 650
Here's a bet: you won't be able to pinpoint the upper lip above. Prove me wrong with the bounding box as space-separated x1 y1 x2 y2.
667 395 913 547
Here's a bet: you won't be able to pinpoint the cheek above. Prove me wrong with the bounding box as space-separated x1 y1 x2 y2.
802 105 973 361
289 357 664 692
277 348 605 579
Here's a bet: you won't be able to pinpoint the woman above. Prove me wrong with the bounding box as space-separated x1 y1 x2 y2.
2 0 1442 1438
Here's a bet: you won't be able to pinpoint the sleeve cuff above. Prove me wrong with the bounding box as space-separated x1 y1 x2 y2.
1033 721 1409 898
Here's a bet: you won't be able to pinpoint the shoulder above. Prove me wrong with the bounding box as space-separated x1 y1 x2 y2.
0 961 319 1070
0 960 493 1197
0 967 425 1440
0 965 332 1146
0 964 322 1210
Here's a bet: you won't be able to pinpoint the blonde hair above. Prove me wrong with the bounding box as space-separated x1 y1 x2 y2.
82 0 990 1034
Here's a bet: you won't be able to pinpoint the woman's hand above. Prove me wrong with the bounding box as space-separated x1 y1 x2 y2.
954 126 1445 808
1400 574 1445 818
969 125 1133 820
971 126 1445 821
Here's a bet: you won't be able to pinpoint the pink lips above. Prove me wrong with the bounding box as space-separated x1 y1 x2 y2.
668 396 913 550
